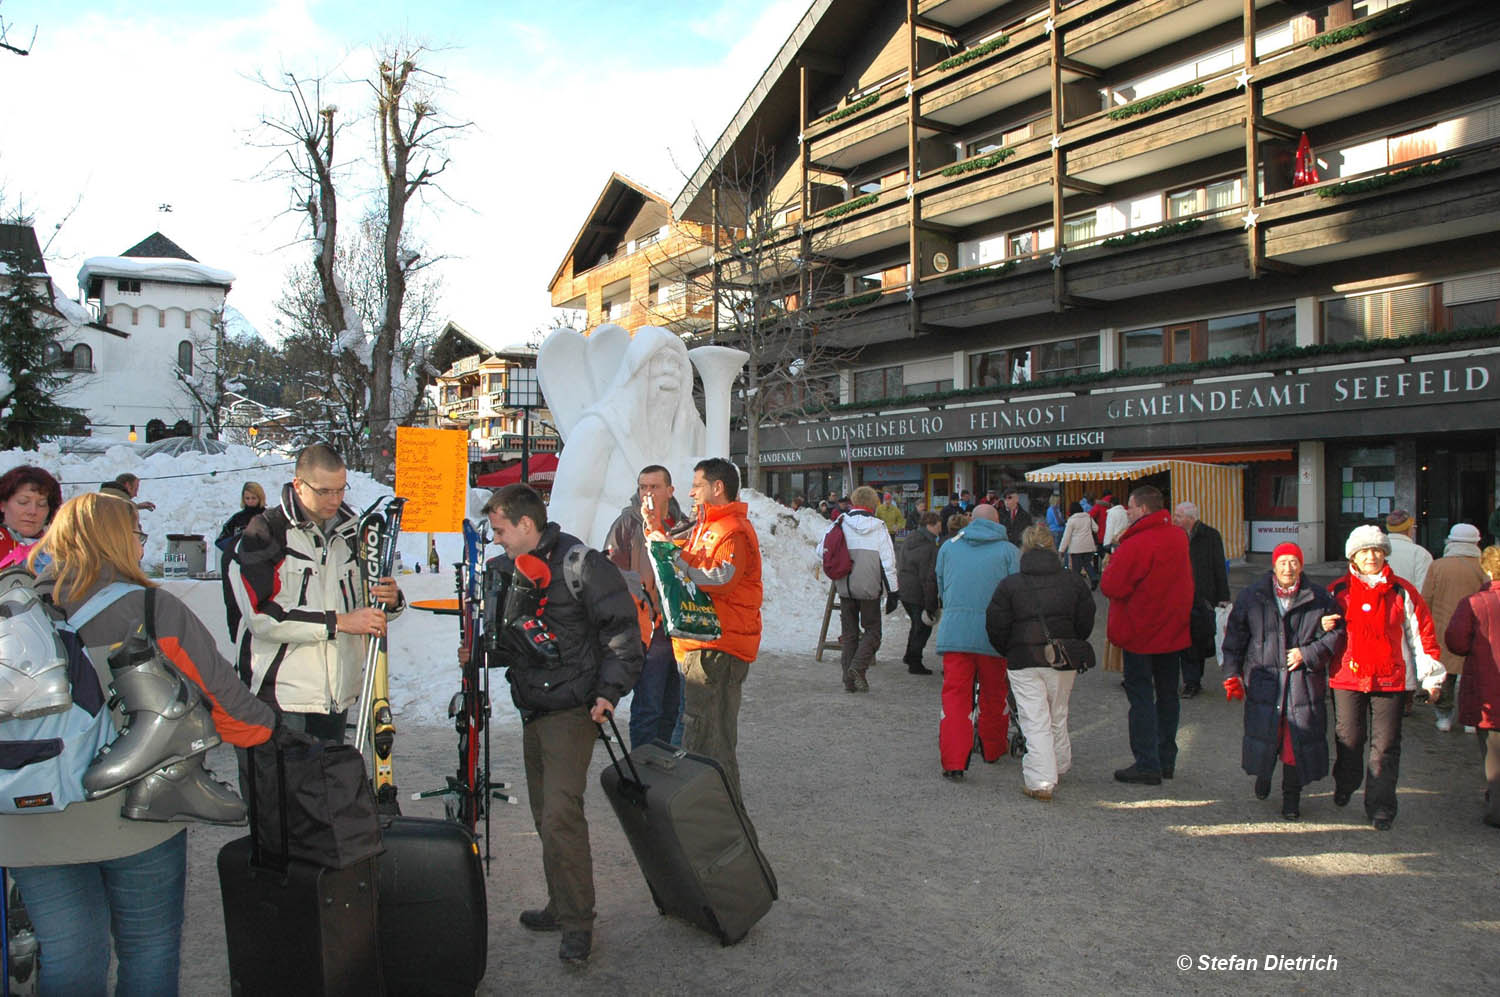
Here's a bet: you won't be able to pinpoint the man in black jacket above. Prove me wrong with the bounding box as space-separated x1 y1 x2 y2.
1172 501 1231 698
897 511 942 673
938 493 964 539
481 484 643 965
998 489 1033 546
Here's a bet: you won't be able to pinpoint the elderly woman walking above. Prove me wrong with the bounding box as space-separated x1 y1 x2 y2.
1443 545 1500 828
1221 543 1343 819
986 524 1094 801
1327 525 1445 830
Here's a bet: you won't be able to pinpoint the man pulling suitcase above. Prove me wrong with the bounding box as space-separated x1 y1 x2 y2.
476 484 643 965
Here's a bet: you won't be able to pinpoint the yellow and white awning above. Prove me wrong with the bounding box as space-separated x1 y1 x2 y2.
1026 459 1247 559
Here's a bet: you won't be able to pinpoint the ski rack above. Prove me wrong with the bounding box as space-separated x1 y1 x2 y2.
410 518 515 871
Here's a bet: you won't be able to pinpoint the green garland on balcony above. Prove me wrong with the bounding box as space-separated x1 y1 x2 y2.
805 324 1500 416
1315 158 1460 199
821 94 880 124
942 260 1018 284
823 192 881 219
1100 218 1205 248
823 291 885 311
1105 83 1205 121
936 35 1010 72
940 147 1015 178
1306 5 1413 50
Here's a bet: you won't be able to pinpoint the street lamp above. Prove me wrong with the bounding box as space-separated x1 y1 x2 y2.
248 424 259 449
128 424 137 442
506 364 542 483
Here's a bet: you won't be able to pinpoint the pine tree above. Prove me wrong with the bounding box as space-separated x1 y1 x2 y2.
0 245 88 448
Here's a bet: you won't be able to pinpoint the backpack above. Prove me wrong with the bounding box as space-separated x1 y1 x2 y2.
0 572 143 813
822 516 853 580
562 543 653 647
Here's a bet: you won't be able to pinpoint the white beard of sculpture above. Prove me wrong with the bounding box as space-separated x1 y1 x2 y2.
536 325 748 548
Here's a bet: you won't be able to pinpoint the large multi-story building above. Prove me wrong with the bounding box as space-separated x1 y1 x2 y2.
671 0 1499 560
430 323 560 475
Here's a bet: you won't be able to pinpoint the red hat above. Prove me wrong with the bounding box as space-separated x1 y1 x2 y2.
1272 542 1304 565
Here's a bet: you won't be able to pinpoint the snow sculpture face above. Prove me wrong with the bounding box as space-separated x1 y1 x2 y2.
535 325 745 549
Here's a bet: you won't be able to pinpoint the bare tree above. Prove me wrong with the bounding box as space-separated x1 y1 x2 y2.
365 43 470 481
671 139 859 491
0 2 36 56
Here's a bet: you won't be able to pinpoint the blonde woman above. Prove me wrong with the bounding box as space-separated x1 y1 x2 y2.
0 494 275 995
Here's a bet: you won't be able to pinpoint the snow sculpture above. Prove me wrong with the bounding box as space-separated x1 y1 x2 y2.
537 325 747 548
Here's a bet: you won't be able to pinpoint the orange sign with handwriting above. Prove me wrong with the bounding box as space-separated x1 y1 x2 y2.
395 427 468 533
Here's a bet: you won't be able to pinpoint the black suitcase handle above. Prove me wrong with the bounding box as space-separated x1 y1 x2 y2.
595 710 647 796
246 737 293 874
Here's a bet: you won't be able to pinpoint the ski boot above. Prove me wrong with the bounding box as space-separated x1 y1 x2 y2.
0 584 73 721
121 755 247 825
81 626 220 799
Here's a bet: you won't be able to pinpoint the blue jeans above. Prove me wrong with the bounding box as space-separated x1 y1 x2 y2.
629 627 683 750
10 830 187 996
1123 651 1183 773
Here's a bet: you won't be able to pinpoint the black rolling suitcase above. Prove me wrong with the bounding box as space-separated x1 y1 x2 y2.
218 745 383 996
375 815 487 996
598 714 776 945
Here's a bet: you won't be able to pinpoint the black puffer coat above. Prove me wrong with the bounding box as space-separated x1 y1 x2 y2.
487 523 643 718
985 549 1095 669
897 528 939 614
1220 573 1343 782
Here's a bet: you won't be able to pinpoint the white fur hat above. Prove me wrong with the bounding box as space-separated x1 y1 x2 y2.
1447 523 1482 545
1345 524 1391 560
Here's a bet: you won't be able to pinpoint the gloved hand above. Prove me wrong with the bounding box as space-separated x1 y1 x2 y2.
921 609 938 627
1223 675 1245 701
884 591 900 615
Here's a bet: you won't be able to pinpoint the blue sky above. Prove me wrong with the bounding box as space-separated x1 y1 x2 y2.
2 0 807 345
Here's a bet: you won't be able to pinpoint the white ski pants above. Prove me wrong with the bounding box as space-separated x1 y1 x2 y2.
1010 668 1076 792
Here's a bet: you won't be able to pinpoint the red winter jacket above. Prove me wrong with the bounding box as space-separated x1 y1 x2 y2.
1100 509 1193 654
1328 566 1443 694
1447 580 1500 730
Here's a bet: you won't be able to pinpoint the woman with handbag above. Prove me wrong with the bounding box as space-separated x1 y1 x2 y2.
986 524 1095 801
1 493 275 996
1220 543 1343 820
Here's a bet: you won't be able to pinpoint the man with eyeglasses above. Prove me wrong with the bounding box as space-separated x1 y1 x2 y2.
228 444 403 743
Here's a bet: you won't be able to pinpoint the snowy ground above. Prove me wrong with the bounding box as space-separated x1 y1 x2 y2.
4 446 850 726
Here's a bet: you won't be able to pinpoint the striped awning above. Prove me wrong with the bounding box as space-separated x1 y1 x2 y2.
1118 449 1293 465
1024 460 1171 482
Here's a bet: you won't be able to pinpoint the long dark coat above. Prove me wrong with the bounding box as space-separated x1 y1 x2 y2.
1220 573 1344 782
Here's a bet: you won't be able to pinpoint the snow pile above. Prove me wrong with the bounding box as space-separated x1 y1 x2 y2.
740 489 844 656
76 256 235 288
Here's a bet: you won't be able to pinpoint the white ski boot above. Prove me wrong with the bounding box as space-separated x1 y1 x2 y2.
81 631 220 799
121 755 247 825
0 585 73 721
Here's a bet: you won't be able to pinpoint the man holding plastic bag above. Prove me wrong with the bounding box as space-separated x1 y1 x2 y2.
644 458 762 805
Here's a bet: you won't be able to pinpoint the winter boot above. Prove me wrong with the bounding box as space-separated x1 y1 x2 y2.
120 755 247 825
0 583 73 720
1281 765 1301 821
81 630 219 798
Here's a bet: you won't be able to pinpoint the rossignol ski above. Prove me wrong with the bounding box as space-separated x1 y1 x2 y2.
355 495 406 813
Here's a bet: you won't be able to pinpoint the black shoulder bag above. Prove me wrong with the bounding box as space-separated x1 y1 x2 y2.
1029 588 1095 674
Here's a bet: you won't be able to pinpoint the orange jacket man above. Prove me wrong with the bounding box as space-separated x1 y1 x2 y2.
648 457 762 803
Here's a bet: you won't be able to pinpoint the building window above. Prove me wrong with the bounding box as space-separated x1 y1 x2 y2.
1121 328 1164 368
1167 175 1245 220
1323 285 1434 344
159 311 166 328
1031 335 1100 379
177 340 193 373
969 348 1017 389
1062 212 1097 248
43 342 62 366
71 344 92 371
853 365 903 402
904 379 953 396
116 279 141 294
184 312 192 328
1205 307 1296 359
1008 225 1054 260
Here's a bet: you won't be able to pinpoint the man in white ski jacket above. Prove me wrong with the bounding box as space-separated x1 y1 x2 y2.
816 485 899 692
229 445 403 742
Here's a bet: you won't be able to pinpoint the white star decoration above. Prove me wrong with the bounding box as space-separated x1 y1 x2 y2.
906 185 915 200
904 83 914 98
1045 17 1055 34
1050 133 1062 150
796 133 804 146
905 288 915 302
1234 69 1254 90
1051 252 1063 270
1242 210 1260 230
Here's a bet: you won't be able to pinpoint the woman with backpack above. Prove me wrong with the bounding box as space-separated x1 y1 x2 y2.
0 464 62 570
0 493 275 995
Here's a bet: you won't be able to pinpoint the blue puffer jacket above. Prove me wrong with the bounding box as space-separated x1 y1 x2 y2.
935 518 1020 656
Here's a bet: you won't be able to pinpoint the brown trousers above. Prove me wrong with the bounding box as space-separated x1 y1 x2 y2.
681 649 750 804
522 705 598 932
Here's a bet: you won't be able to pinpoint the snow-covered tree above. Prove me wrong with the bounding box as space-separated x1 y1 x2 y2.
0 245 86 448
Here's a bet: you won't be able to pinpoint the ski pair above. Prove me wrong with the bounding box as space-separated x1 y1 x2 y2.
354 496 406 814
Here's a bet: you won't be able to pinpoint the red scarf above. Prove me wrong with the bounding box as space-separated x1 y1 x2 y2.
1273 579 1300 600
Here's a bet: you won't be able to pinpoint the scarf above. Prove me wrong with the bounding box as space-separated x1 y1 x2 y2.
1273 577 1300 614
1443 541 1482 559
